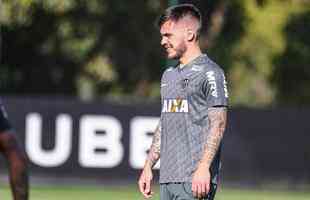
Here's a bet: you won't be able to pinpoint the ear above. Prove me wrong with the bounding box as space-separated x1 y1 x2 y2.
187 29 195 41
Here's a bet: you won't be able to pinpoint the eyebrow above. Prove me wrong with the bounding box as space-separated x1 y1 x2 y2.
161 33 173 37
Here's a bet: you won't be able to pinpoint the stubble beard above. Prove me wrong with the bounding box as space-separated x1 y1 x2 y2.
166 41 187 60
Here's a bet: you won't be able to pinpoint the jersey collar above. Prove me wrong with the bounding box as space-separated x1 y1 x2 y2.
177 54 207 72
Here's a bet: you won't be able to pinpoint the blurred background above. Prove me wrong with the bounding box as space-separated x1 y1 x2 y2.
1 0 310 199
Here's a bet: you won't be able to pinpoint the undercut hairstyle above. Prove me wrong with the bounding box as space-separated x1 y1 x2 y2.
157 4 202 38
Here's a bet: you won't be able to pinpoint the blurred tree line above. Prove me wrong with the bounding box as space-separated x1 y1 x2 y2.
0 0 310 107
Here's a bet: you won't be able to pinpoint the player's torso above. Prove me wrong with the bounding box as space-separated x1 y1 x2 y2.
159 57 211 183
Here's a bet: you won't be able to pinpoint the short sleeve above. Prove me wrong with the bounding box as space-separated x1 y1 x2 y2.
0 102 12 132
202 68 229 107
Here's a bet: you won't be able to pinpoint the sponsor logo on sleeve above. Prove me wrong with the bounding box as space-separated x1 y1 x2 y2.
223 74 229 98
206 71 218 97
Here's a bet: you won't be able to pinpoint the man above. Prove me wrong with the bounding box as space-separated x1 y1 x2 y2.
0 99 29 200
138 4 228 200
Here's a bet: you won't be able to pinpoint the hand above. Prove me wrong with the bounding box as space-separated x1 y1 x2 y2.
191 165 211 199
138 166 154 198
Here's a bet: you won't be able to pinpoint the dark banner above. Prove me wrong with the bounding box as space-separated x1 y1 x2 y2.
1 97 310 184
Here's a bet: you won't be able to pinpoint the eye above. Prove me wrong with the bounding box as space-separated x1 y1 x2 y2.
162 33 172 39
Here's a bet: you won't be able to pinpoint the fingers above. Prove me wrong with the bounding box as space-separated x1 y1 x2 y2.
202 181 210 198
143 183 153 199
197 184 202 198
139 180 153 198
192 183 198 198
138 173 153 199
144 190 154 199
144 179 151 196
192 181 210 199
205 182 210 196
200 183 206 197
138 179 145 195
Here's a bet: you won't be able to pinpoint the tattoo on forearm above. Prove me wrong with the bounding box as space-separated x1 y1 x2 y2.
147 121 161 167
202 107 227 167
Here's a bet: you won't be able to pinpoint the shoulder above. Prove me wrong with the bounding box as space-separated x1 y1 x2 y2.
194 55 225 78
161 66 175 81
163 66 175 74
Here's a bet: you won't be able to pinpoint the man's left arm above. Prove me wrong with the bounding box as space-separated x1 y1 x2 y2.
191 106 227 198
0 101 29 200
0 131 29 200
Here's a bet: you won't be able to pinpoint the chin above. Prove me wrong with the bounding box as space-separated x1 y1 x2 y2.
167 52 178 60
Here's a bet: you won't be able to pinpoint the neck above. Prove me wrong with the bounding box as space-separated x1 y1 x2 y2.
179 44 202 65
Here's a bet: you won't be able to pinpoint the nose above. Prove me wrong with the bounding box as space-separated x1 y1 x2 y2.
161 37 167 46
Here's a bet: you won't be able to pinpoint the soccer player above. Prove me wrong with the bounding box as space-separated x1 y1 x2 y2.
138 4 228 200
0 99 29 200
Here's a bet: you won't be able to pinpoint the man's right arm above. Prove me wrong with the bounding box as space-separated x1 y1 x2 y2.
138 120 161 198
145 120 161 168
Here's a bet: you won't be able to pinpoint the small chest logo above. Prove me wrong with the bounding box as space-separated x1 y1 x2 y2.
162 98 189 113
182 78 189 89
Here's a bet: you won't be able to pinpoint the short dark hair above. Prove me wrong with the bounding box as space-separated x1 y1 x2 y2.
157 4 202 35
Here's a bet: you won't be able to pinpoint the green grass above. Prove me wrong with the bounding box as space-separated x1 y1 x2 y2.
1 185 310 200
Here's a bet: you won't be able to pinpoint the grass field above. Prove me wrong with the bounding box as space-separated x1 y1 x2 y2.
1 185 310 200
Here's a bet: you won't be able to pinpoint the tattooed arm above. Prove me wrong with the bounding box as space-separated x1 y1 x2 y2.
192 107 227 198
200 107 227 167
138 121 161 198
145 121 161 168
